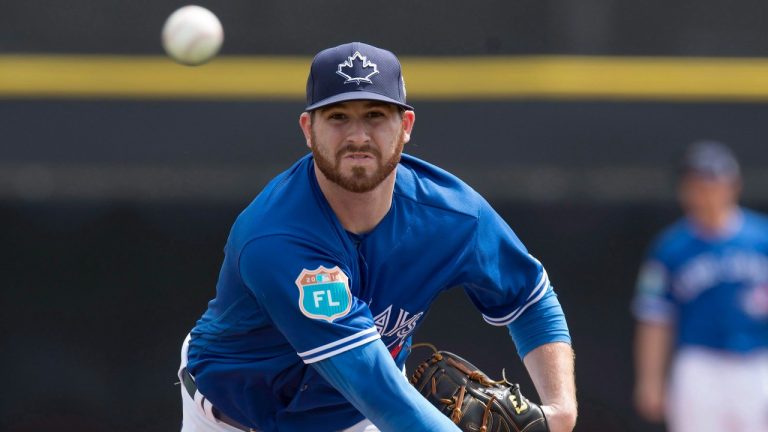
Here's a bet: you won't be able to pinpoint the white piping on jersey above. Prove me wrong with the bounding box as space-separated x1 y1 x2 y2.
482 269 550 326
297 327 380 363
527 268 548 300
301 334 382 364
297 327 378 357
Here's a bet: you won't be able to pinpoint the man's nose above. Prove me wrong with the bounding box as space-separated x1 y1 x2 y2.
345 119 371 144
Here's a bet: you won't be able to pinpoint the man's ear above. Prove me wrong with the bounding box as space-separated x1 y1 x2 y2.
401 110 416 144
299 112 312 149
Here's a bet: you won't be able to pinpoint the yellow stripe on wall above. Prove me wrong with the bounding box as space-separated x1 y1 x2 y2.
2 54 768 101
0 55 309 99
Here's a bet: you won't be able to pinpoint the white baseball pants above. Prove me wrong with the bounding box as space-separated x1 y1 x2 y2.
667 347 768 432
178 335 380 432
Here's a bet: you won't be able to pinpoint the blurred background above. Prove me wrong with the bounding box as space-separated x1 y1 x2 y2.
2 1 768 431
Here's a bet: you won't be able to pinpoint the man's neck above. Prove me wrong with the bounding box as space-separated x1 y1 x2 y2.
690 205 740 237
314 166 396 235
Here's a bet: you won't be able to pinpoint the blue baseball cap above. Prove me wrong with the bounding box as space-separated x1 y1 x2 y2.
305 42 413 111
679 140 741 180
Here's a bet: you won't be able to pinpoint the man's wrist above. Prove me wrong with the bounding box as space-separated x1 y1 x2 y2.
541 403 577 432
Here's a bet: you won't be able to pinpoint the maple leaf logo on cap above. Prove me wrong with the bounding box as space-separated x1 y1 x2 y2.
336 51 379 85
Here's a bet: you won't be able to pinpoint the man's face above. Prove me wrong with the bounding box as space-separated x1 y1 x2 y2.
679 174 740 217
300 101 415 193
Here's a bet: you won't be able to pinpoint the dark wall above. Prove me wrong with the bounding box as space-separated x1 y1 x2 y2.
2 0 768 56
3 100 768 203
1 98 767 431
1 199 698 432
10 198 768 430
6 100 768 166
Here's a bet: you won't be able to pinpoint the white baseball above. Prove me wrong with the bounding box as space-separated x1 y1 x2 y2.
162 5 224 66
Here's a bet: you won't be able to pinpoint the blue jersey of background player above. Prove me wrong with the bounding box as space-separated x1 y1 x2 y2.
178 42 577 432
634 209 768 352
632 141 768 431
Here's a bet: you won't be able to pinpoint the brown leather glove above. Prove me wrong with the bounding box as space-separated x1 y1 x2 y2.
409 346 549 432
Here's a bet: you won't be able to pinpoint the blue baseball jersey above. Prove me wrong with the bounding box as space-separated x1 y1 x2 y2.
632 209 768 352
186 153 552 431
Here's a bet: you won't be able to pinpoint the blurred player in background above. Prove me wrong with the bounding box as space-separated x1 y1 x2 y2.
632 141 768 431
176 42 577 432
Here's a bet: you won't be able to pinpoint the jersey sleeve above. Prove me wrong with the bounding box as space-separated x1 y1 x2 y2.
460 202 552 327
239 234 380 364
313 342 462 432
631 254 676 324
506 286 571 358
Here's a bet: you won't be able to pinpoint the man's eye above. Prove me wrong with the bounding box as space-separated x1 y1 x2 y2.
328 113 346 120
367 111 385 118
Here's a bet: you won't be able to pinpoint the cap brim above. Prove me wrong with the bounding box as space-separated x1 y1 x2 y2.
305 91 413 111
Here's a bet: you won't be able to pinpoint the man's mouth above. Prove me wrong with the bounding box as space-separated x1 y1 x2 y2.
344 152 375 160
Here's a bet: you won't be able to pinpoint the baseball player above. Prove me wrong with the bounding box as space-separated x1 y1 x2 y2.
178 42 577 432
632 141 768 431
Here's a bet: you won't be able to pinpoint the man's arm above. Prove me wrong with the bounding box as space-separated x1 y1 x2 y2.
631 256 675 423
523 342 577 432
313 340 462 432
633 321 673 422
506 288 576 431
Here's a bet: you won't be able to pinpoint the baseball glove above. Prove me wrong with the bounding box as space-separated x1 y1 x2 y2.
409 344 548 432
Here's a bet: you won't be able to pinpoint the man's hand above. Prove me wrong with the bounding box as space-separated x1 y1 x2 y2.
634 376 666 422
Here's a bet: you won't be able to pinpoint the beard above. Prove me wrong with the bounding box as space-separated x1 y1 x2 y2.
311 128 405 193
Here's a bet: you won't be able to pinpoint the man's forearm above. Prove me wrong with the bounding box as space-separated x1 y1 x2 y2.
634 322 672 387
633 321 673 422
313 341 461 432
523 342 577 432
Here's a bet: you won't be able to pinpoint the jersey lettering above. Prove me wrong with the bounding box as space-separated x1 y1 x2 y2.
373 305 424 350
675 251 768 301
